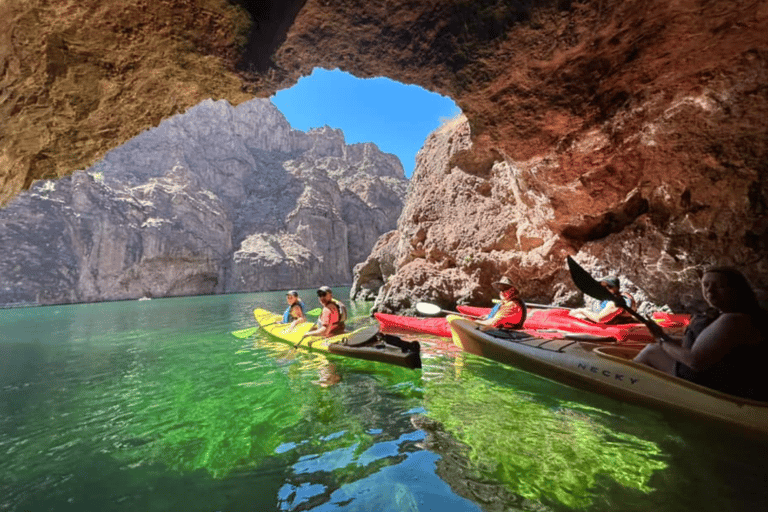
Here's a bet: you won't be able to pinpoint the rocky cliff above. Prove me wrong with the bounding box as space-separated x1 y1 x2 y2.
0 98 406 306
2 0 767 309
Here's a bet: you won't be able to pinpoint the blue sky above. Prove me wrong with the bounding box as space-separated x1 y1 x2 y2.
270 68 461 178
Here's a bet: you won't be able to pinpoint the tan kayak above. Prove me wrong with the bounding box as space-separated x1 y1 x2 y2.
447 315 768 436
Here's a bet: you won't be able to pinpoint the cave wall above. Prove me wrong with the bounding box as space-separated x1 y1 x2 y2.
2 0 767 307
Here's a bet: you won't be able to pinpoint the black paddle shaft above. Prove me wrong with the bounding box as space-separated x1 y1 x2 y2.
566 256 671 341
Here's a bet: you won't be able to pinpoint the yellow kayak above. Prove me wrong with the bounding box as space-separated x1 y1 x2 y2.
448 315 768 436
253 309 421 369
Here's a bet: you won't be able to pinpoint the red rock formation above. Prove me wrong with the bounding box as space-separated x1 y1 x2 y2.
2 0 767 307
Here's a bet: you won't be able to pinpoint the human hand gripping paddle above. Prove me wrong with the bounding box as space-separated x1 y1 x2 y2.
566 256 672 342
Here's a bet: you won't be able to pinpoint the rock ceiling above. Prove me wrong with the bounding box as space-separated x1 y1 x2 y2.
2 0 767 305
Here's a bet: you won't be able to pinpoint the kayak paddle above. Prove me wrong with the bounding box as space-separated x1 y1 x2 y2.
566 256 670 341
527 303 573 310
415 302 484 319
231 326 260 338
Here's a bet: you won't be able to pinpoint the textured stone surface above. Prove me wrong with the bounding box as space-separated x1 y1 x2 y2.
0 98 406 306
2 0 767 309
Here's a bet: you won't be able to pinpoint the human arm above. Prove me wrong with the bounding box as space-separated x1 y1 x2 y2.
288 304 307 329
301 325 324 339
292 304 307 322
658 313 756 371
301 306 333 339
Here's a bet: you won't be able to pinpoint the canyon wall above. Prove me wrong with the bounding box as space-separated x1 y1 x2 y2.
2 0 767 309
0 98 406 306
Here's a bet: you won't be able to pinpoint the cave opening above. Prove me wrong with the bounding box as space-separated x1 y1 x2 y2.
269 68 461 178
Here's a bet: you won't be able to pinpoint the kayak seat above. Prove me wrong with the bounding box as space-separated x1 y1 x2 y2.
342 325 380 346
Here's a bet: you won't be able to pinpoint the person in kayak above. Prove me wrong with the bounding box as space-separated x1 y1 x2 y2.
303 286 347 338
282 290 307 329
568 275 637 323
633 267 768 401
475 276 527 331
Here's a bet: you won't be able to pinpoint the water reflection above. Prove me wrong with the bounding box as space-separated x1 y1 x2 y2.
3 292 767 512
420 352 668 509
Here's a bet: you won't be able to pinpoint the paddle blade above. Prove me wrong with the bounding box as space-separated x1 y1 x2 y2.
566 256 626 307
306 308 322 316
231 327 259 339
415 302 442 316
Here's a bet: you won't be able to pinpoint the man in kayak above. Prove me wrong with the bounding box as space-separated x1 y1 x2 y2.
633 267 768 401
475 276 527 331
303 286 347 338
282 290 307 329
568 276 637 323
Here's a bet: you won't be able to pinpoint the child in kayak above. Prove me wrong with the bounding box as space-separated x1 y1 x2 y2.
569 275 636 323
282 290 307 329
475 276 527 331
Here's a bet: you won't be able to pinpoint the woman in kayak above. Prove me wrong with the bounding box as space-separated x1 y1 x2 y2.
475 276 527 331
569 275 637 323
633 267 768 400
282 290 307 329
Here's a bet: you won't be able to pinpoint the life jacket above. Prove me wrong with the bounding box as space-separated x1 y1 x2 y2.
491 287 527 329
282 300 305 323
317 299 347 335
330 298 347 324
336 299 348 323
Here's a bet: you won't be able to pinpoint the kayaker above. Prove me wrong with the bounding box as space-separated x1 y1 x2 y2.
303 286 347 338
282 290 307 329
475 276 527 331
633 267 768 401
568 275 637 323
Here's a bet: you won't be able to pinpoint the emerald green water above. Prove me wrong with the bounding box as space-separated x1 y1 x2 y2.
1 290 767 512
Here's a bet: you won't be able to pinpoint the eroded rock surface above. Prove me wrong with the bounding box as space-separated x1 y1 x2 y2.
0 98 406 306
2 0 767 308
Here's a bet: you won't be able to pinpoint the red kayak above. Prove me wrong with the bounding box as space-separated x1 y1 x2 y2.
457 305 690 343
377 305 690 342
374 312 451 337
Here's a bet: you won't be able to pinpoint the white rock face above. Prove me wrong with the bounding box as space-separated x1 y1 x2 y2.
0 98 406 306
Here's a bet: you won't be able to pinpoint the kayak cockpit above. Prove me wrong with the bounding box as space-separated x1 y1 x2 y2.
592 345 644 360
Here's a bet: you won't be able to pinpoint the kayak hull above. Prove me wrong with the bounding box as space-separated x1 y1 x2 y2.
448 315 768 436
374 312 451 337
457 305 689 343
253 309 421 369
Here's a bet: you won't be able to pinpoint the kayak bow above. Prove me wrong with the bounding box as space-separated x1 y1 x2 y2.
448 315 768 435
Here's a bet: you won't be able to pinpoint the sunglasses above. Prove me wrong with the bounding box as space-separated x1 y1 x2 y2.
317 291 328 297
